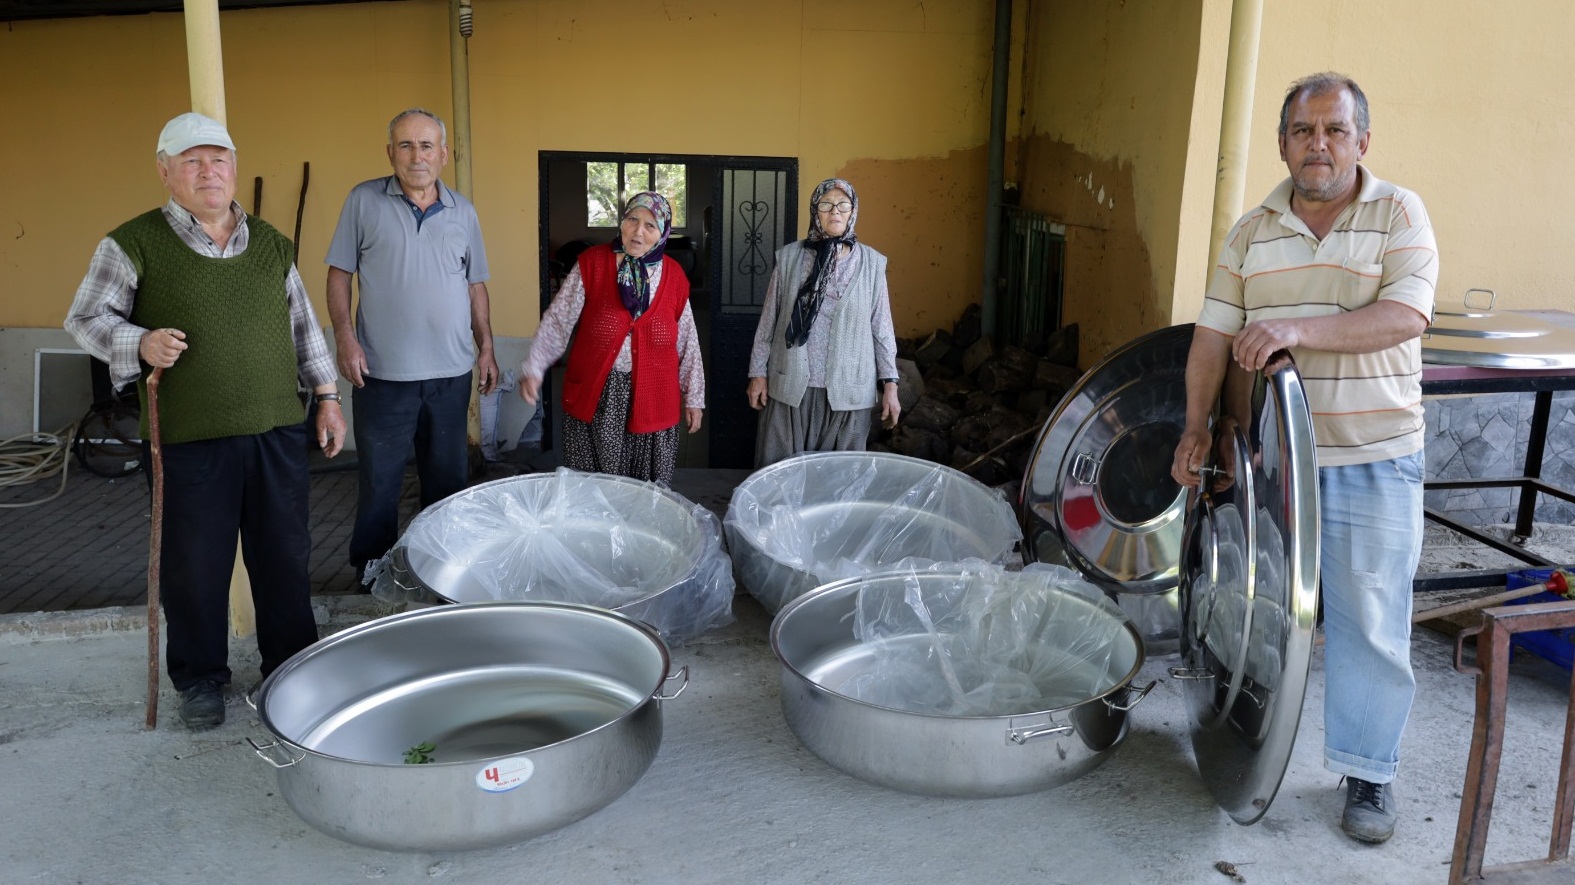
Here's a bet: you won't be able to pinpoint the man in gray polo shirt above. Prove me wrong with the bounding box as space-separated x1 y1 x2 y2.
326 108 499 581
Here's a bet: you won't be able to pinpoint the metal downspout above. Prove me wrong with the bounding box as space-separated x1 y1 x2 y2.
450 0 474 198
1207 0 1264 275
981 0 1011 339
450 0 482 451
182 0 256 638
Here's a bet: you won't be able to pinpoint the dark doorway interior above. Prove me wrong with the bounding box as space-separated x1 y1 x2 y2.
537 152 797 469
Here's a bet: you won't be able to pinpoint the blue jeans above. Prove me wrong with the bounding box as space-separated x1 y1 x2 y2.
1319 450 1424 784
349 373 472 570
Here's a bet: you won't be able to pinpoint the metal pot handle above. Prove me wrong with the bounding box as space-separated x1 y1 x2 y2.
1007 714 1073 745
656 665 689 701
1104 679 1158 713
247 737 304 769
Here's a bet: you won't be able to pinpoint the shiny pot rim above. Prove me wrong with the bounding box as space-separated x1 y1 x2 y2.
770 569 1148 722
735 449 1014 503
253 600 680 767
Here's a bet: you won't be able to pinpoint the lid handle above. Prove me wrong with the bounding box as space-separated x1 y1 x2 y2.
1463 288 1497 311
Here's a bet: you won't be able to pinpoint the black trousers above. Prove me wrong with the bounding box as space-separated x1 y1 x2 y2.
348 372 472 570
157 423 319 691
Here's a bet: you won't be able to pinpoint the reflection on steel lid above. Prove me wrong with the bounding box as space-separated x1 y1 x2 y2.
1174 357 1320 826
1019 325 1193 597
1423 305 1575 369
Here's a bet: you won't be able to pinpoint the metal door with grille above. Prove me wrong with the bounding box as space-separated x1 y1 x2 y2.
708 165 797 467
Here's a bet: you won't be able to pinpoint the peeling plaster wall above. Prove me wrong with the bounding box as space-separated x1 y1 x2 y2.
1014 138 1150 364
1014 0 1205 365
838 147 988 336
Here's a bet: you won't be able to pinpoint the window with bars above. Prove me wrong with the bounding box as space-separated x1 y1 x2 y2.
586 161 688 227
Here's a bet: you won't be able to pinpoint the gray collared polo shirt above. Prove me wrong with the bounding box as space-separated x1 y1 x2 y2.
326 176 490 381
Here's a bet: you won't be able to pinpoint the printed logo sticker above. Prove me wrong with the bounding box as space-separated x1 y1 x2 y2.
476 756 535 793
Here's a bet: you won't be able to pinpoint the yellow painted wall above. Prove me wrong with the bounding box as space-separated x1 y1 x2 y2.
1240 0 1575 313
0 0 1001 341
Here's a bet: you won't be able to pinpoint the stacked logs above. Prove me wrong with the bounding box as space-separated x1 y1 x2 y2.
874 304 1082 493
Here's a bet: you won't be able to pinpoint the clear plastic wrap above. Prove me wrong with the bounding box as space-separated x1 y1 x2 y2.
367 468 735 644
832 560 1138 717
724 452 1023 613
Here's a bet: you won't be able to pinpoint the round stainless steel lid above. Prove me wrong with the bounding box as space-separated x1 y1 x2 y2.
1422 293 1575 369
1020 324 1192 595
1171 357 1320 825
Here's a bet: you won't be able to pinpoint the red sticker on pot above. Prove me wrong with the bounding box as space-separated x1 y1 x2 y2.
476 756 535 793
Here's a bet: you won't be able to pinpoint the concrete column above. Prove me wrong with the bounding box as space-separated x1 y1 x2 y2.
183 0 255 639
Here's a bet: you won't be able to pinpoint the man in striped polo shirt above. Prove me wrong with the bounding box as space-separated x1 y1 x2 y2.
1172 72 1438 844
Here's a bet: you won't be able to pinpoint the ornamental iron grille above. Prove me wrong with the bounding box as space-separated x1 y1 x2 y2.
719 168 790 314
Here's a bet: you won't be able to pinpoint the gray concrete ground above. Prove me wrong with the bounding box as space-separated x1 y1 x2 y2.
3 590 1573 885
2 462 1574 884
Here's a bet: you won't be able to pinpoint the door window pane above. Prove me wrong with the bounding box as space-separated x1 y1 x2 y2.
586 161 620 227
656 164 687 227
586 161 687 228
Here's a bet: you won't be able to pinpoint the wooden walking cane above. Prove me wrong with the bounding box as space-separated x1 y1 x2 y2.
145 366 164 730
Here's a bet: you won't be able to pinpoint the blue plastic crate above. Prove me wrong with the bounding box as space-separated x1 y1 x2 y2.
1505 568 1575 671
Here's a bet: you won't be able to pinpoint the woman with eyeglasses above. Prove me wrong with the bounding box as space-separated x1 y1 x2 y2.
519 191 704 486
746 178 900 467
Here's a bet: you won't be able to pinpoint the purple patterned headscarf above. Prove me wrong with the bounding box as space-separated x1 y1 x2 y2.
612 191 673 317
786 178 859 348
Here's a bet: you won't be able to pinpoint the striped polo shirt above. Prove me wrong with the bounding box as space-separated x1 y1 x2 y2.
1198 166 1438 467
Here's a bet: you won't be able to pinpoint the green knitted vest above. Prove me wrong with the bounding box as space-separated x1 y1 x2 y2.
110 210 304 444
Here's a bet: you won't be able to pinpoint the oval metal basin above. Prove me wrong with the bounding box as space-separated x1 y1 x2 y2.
253 602 679 852
771 566 1147 797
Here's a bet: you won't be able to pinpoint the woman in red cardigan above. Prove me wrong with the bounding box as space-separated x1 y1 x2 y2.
519 192 704 485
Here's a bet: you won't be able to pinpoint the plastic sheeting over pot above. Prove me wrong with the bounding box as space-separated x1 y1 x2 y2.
724 452 1023 614
770 560 1151 797
368 469 735 644
842 561 1138 716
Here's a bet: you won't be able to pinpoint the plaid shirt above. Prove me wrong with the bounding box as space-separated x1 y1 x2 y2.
64 198 335 391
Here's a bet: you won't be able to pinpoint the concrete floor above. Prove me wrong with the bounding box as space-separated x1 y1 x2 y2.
3 586 1573 885
3 462 1574 883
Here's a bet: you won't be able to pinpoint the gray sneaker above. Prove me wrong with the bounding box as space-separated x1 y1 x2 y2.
177 679 226 731
1341 776 1398 843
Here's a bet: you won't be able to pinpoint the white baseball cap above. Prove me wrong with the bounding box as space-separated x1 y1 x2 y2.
156 112 236 157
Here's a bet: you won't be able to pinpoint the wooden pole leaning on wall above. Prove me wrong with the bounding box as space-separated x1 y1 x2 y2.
182 0 257 641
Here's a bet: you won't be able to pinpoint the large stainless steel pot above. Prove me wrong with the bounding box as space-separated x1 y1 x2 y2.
771 566 1153 798
376 470 735 644
725 452 1022 613
248 602 687 852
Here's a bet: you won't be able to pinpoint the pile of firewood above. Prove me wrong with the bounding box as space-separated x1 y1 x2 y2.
873 304 1083 493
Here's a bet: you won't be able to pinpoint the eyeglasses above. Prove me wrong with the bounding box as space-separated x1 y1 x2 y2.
815 201 853 214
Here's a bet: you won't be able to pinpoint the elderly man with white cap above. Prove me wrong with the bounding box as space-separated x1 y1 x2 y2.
65 112 346 731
